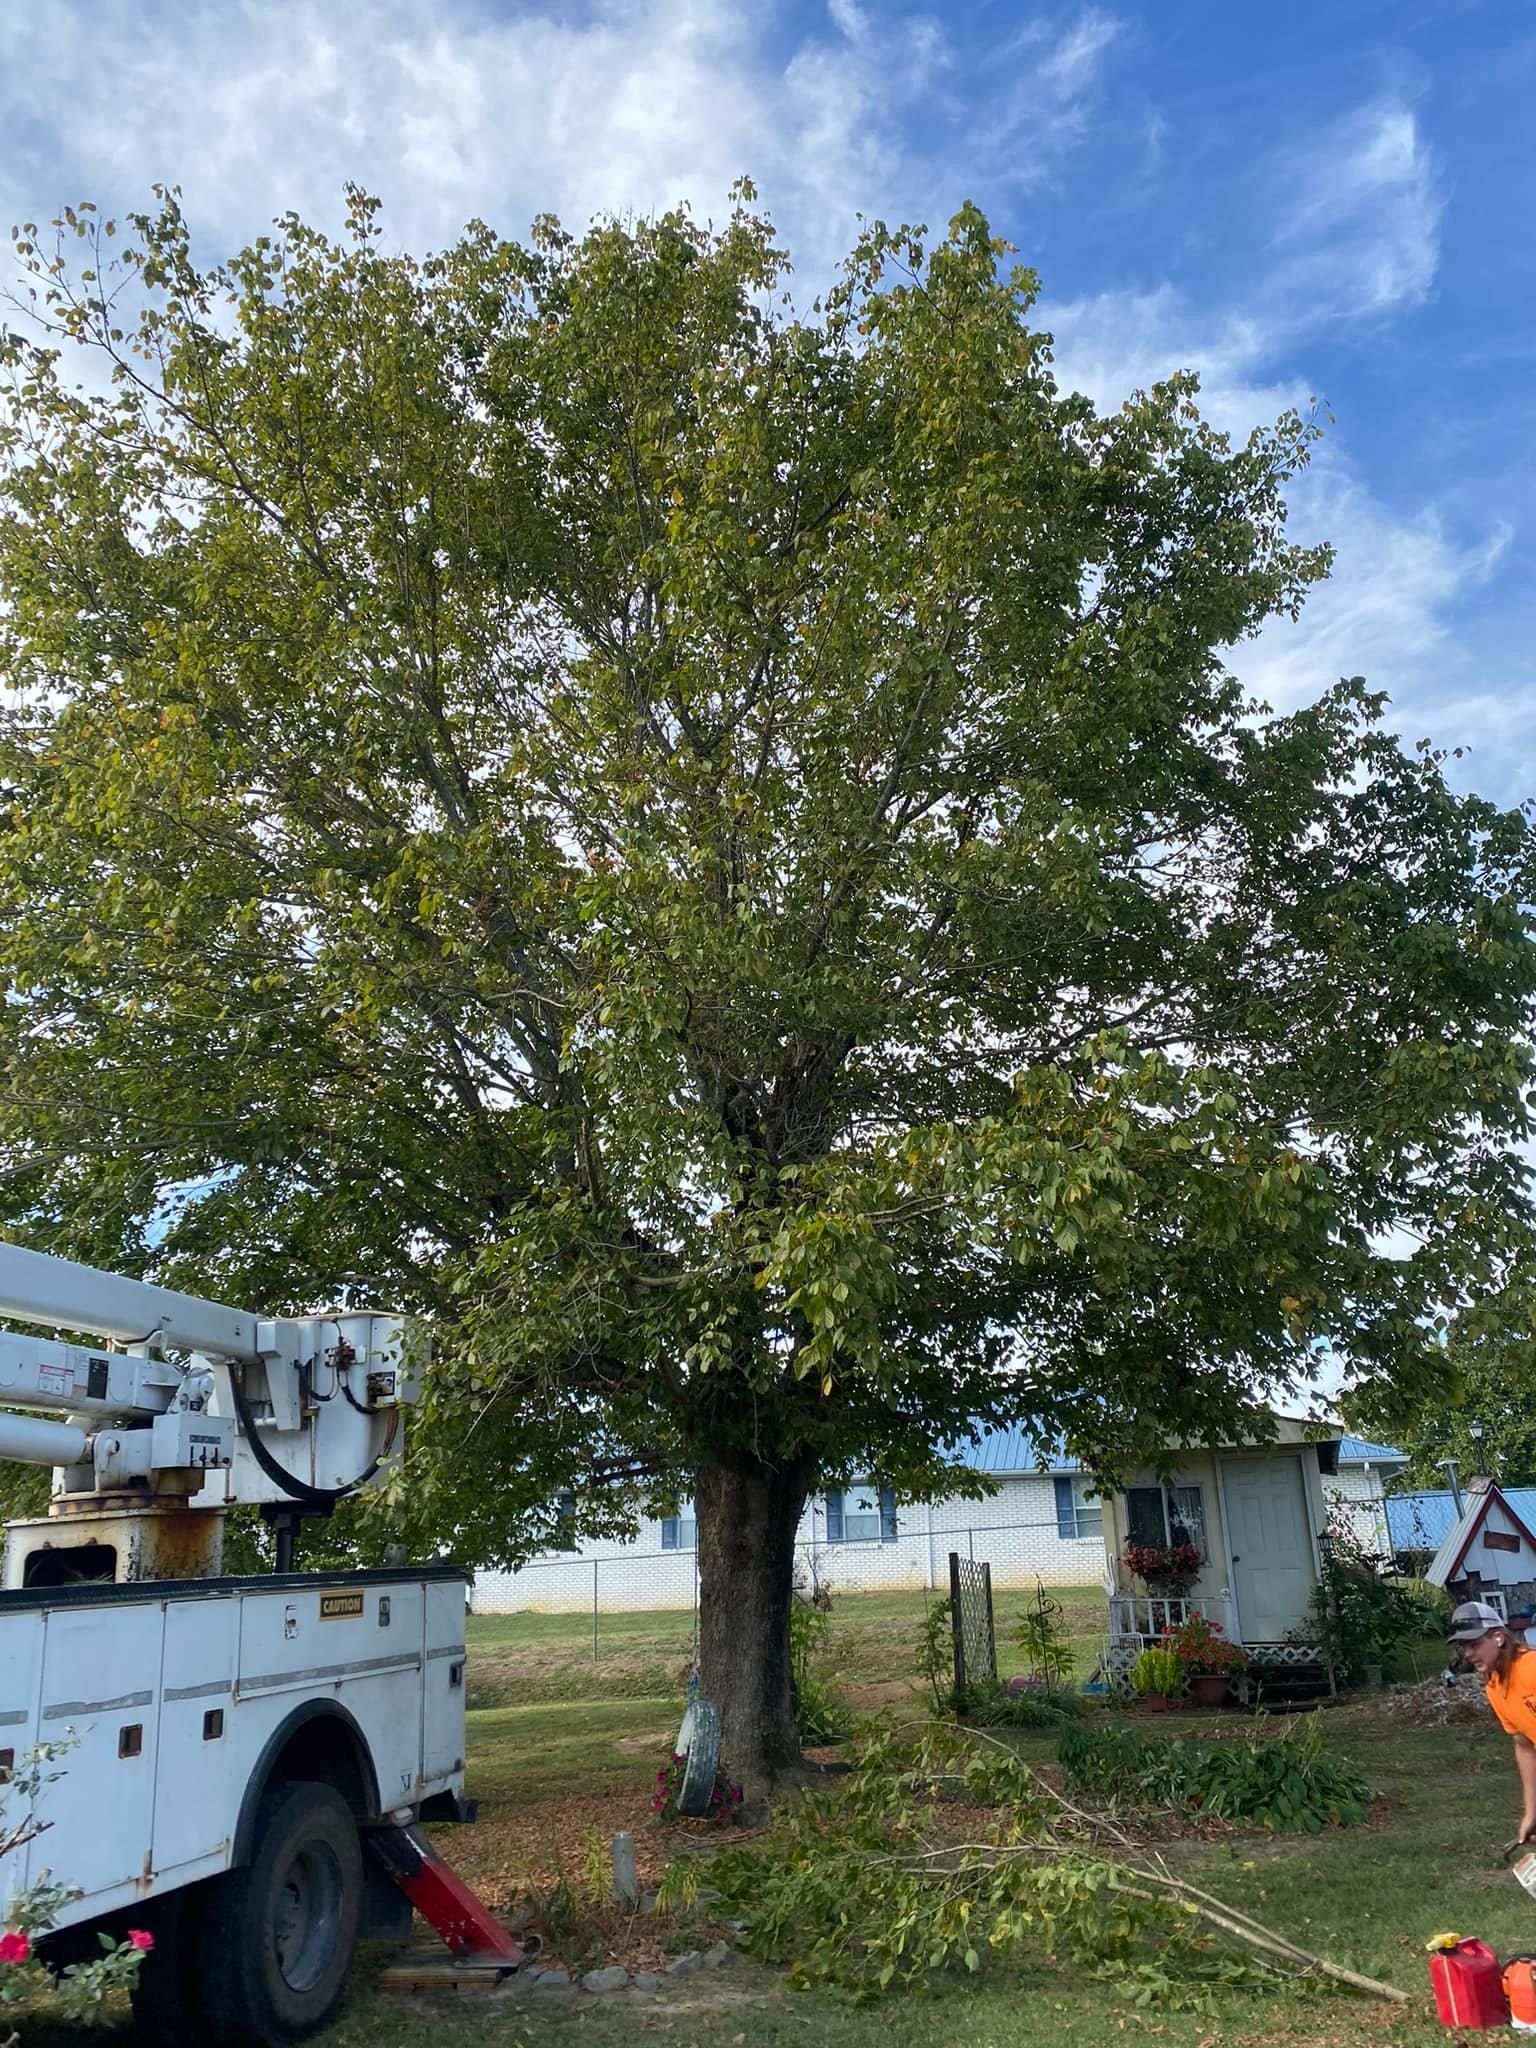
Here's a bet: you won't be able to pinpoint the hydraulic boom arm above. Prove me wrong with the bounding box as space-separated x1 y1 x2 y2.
0 1241 417 1509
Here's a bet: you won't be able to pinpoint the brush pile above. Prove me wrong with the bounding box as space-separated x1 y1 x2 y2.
674 1721 1407 2008
1382 1674 1488 1729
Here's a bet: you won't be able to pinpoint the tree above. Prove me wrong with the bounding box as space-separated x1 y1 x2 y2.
0 187 1533 1790
1357 1317 1536 1493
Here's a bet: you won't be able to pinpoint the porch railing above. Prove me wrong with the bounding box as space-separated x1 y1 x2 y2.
1109 1592 1233 1642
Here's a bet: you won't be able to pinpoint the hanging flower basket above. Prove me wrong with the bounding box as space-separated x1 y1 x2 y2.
1123 1541 1202 1596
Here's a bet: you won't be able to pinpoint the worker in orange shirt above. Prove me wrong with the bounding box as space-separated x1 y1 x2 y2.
1451 1600 1536 1842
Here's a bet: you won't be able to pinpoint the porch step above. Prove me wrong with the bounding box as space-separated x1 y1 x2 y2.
1239 1659 1335 1707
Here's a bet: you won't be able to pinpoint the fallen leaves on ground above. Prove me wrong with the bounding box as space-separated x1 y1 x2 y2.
431 1785 746 1974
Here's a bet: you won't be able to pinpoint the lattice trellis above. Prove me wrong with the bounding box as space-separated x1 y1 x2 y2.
949 1553 996 1696
1103 1636 1328 1692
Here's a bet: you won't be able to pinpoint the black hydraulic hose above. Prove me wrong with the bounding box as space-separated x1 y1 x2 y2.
227 1362 382 1507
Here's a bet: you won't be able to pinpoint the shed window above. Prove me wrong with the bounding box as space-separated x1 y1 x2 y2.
1125 1483 1208 1562
660 1499 697 1551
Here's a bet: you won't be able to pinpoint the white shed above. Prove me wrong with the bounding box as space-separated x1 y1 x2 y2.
1425 1480 1536 1615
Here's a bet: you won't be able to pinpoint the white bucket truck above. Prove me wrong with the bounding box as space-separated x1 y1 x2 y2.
0 1241 521 2045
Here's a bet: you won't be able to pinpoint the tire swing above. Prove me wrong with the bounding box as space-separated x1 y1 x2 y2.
674 1648 720 1817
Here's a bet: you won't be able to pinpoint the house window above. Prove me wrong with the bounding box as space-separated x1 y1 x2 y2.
1053 1475 1102 1541
660 1499 697 1551
551 1488 578 1551
826 1484 897 1544
1125 1483 1208 1562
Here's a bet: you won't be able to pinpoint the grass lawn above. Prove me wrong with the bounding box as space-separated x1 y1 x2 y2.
20 1589 1510 2046
322 1592 1532 2048
310 1690 1536 2048
465 1583 1111 1708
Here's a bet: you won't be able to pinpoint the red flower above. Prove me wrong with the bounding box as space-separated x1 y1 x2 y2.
127 1929 155 1952
0 1931 29 1964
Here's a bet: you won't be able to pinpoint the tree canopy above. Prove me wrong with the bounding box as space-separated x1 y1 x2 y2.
1357 1319 1536 1495
1 187 1533 1781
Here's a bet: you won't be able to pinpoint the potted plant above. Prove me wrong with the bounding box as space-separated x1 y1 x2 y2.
1123 1541 1202 1597
1130 1645 1182 1711
1161 1613 1249 1707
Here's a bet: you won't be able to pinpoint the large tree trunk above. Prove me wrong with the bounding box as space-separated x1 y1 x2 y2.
695 1449 813 1800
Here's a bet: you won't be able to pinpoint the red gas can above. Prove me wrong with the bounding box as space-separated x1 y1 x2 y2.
1430 1940 1509 2030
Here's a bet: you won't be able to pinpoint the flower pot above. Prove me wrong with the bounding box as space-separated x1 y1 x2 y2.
1192 1673 1228 1708
1140 1692 1172 1713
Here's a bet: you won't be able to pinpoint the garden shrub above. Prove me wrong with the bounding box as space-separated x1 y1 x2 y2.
1056 1721 1164 1803
915 1597 956 1715
1013 1580 1075 1687
1057 1718 1371 1833
1130 1646 1182 1697
1303 1515 1444 1684
789 1592 850 1744
1187 1722 1371 1831
963 1677 1088 1728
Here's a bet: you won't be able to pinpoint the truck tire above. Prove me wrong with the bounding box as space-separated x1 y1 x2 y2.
197 1779 363 2047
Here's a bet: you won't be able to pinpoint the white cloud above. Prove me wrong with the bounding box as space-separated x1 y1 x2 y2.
1043 281 1299 438
1036 7 1120 100
827 0 870 47
967 8 1122 181
1267 100 1443 322
0 0 1116 278
1042 268 1516 772
1239 471 1510 721
1032 86 1516 783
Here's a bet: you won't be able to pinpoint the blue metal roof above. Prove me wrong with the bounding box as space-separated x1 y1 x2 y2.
1337 1435 1408 1465
1384 1486 1536 1553
963 1426 1079 1475
957 1424 1406 1477
1385 1491 1460 1551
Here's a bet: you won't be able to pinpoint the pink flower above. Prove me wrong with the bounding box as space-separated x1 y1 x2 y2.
127 1929 155 1952
0 1932 30 1964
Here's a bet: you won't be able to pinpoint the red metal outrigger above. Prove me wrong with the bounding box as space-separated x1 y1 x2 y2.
368 1823 528 1973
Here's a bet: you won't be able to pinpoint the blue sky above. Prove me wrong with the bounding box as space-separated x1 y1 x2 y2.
1 0 1532 808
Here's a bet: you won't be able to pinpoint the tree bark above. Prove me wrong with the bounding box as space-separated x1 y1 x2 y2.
695 1449 813 1799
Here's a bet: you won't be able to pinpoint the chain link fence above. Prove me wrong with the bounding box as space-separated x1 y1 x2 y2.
471 1513 1108 1647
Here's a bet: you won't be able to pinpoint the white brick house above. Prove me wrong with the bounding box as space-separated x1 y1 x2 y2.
470 1427 1402 1615
1321 1434 1410 1551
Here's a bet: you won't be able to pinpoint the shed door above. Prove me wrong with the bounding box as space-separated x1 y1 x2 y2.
1223 1458 1315 1644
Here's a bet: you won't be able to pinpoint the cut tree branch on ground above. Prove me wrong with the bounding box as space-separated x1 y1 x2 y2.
892 1723 1409 2005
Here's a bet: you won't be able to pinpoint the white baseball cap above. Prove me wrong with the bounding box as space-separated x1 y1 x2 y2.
1449 1599 1508 1642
